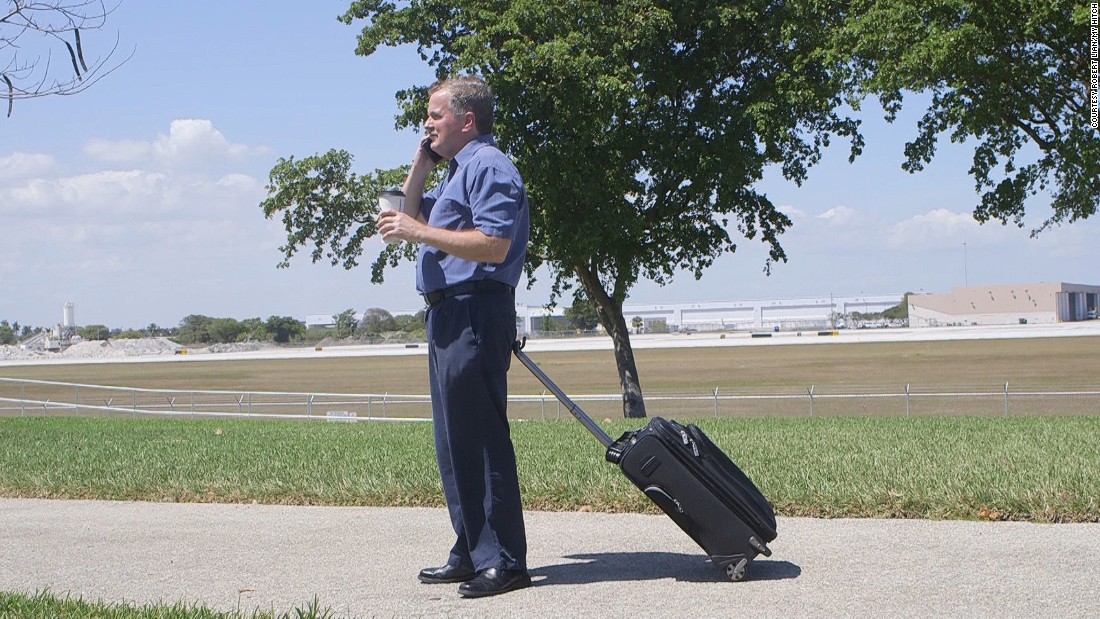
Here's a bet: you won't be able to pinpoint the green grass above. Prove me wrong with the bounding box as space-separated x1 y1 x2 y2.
1 415 1096 522
0 590 333 619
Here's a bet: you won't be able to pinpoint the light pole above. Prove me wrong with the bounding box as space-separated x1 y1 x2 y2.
963 242 969 286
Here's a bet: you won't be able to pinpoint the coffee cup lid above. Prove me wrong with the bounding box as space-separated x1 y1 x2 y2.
380 189 405 197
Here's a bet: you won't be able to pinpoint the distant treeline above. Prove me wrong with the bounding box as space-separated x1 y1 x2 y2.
0 308 428 346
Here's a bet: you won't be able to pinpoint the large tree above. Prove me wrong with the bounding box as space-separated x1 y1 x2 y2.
833 0 1098 231
1 0 127 117
263 1 860 417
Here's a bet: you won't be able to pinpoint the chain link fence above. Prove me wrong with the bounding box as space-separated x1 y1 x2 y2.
2 377 1098 421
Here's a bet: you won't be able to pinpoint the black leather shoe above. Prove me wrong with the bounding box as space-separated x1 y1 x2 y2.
418 564 476 584
458 567 532 598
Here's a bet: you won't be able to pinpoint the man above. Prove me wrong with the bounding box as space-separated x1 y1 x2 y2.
376 75 531 598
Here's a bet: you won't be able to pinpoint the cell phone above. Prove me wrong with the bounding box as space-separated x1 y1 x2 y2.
420 137 443 163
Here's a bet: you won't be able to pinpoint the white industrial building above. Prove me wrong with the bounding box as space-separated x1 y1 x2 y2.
306 293 905 335
908 282 1100 327
515 292 905 335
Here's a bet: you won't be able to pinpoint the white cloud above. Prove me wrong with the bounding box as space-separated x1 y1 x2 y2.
886 208 987 250
84 138 152 163
816 205 858 226
777 204 807 223
0 152 55 181
79 119 271 170
5 170 170 219
216 173 264 193
152 119 268 168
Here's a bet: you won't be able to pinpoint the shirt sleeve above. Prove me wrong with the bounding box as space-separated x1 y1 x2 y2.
469 163 521 240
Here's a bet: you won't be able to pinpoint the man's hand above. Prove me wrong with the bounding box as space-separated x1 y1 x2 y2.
378 210 424 245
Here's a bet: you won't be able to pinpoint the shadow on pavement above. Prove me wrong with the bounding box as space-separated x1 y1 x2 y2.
531 552 801 585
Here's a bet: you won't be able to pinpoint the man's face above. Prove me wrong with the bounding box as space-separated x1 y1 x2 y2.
424 90 474 160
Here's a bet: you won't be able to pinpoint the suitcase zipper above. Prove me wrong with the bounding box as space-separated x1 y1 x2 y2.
680 428 701 458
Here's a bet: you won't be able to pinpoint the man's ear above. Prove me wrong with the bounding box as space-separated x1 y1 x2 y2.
461 111 477 133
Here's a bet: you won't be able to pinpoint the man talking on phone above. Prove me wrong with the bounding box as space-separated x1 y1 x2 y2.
376 75 531 598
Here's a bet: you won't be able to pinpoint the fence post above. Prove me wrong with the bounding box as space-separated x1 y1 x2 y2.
714 387 719 418
541 390 546 420
808 385 815 417
905 383 911 418
75 385 80 416
308 394 314 418
132 389 137 418
191 391 195 419
1004 381 1010 417
20 382 25 417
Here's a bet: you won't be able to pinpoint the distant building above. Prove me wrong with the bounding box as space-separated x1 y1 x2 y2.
306 293 907 336
516 293 905 335
908 283 1100 327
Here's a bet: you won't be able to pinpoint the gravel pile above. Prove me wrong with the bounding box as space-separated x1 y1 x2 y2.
61 338 182 359
0 338 276 362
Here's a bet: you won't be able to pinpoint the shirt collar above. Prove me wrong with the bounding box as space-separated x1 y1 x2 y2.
451 133 496 172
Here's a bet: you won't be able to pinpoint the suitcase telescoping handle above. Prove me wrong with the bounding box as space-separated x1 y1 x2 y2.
512 338 614 448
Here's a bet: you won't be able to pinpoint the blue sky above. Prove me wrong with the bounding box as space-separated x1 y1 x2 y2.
3 1 1097 330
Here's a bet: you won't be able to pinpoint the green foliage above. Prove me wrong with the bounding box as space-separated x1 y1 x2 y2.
207 318 245 344
359 307 397 334
833 0 1098 232
341 0 860 300
0 320 14 345
305 326 338 341
392 310 426 333
259 149 428 283
564 291 600 331
883 293 911 320
174 315 307 345
539 315 568 332
333 308 358 339
79 324 110 340
265 315 307 343
176 315 214 344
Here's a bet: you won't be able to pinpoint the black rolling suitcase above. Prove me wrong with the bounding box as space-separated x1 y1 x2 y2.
512 339 777 581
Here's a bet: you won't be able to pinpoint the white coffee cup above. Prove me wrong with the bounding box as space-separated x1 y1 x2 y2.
378 190 413 244
378 189 405 214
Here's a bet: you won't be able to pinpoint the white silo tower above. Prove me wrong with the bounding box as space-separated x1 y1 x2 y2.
63 302 75 328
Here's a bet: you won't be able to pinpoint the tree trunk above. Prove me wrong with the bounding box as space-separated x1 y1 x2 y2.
575 264 648 418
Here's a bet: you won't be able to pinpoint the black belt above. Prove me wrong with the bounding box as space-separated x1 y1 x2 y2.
423 279 514 306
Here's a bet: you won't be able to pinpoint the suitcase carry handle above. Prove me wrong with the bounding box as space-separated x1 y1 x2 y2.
512 338 614 448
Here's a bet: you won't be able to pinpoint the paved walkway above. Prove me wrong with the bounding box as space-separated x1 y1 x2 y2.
1 499 1097 618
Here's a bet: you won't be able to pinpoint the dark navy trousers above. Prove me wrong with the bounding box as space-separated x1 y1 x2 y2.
425 286 527 571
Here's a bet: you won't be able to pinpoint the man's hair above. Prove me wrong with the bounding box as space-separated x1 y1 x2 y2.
430 76 494 134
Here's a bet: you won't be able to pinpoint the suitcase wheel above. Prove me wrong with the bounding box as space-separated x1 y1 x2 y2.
725 558 749 582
